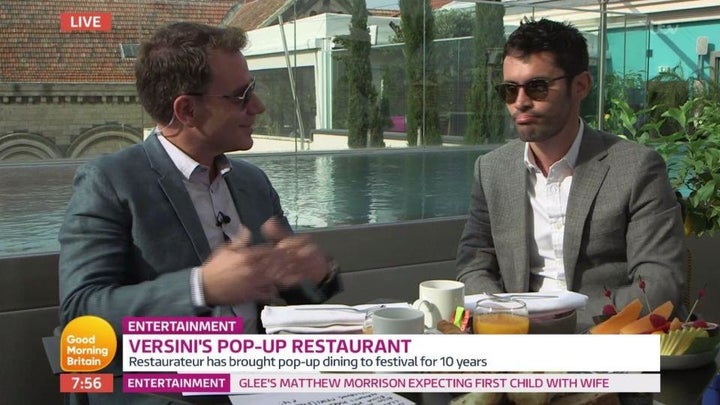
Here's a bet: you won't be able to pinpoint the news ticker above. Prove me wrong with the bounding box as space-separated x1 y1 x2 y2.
125 373 660 394
59 372 660 394
60 316 662 394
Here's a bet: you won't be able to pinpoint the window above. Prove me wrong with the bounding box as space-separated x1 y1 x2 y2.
0 1 668 257
119 43 139 59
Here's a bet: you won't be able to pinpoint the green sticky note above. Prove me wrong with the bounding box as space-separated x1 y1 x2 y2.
453 306 464 327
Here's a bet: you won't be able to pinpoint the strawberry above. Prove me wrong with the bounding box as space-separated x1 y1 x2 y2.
692 320 708 328
650 322 671 333
601 286 617 316
602 304 617 316
649 313 667 328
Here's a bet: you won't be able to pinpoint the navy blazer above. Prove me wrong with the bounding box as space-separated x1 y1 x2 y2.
59 132 288 326
58 134 331 404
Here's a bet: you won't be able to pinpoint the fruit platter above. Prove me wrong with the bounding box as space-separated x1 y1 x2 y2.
590 283 719 370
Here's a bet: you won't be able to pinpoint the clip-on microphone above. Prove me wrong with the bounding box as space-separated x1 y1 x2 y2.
215 211 231 227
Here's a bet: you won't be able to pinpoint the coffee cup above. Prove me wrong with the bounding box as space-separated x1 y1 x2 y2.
371 307 425 334
412 280 465 328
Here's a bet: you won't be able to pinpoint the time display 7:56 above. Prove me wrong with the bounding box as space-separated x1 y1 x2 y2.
60 373 113 393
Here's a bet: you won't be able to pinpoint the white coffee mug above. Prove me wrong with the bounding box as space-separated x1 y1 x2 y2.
371 307 425 334
412 280 465 328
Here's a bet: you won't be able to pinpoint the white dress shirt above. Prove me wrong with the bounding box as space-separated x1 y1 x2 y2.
158 133 258 333
524 121 584 292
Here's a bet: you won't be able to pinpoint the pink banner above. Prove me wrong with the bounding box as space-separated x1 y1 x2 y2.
123 373 230 393
123 317 243 334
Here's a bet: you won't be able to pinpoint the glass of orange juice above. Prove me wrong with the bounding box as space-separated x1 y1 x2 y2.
473 297 529 334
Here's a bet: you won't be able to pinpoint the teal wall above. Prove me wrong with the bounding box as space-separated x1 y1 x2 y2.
607 26 649 78
607 19 720 81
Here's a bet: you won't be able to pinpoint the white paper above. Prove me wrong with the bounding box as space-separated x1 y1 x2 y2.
464 291 587 317
229 392 414 405
261 303 412 334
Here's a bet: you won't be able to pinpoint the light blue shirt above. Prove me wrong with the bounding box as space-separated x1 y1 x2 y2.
157 132 258 333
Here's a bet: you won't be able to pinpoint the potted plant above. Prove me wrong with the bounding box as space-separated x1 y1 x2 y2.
604 75 720 237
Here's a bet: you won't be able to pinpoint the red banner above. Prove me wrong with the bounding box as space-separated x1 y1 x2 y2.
60 373 114 393
60 12 112 32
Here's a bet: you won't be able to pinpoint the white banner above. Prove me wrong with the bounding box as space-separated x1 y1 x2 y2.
123 334 660 373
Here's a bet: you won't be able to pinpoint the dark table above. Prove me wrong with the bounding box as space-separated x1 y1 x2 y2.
656 351 719 404
145 314 719 405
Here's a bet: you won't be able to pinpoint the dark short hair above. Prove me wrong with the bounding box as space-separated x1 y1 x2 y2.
504 18 589 78
135 22 248 124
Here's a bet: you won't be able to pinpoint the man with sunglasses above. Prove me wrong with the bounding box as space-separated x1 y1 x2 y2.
59 23 341 403
457 18 685 331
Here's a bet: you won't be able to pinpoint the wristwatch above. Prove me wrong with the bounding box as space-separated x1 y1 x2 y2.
279 258 343 305
317 258 342 298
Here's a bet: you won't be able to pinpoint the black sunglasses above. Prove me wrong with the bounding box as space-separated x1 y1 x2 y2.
494 75 569 104
186 77 256 109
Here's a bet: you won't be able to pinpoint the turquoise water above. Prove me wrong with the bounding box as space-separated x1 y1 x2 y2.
0 147 485 257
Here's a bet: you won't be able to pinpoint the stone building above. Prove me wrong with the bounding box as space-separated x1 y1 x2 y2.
0 0 238 161
0 0 391 161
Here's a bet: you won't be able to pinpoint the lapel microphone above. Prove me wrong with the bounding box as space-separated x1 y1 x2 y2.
215 211 231 227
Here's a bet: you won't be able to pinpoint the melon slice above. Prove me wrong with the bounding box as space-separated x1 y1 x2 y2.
619 300 674 334
668 317 682 332
590 298 642 334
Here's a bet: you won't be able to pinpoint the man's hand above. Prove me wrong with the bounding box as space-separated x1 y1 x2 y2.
261 218 330 287
200 218 331 306
200 227 283 306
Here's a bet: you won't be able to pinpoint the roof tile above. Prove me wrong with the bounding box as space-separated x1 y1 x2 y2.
1 0 238 82
228 0 288 30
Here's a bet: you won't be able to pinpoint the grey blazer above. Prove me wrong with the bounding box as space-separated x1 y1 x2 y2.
58 134 293 404
457 125 686 330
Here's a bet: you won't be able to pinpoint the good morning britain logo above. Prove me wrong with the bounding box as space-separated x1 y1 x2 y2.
59 316 117 393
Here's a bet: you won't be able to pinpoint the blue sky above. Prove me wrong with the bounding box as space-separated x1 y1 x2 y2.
366 0 400 9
